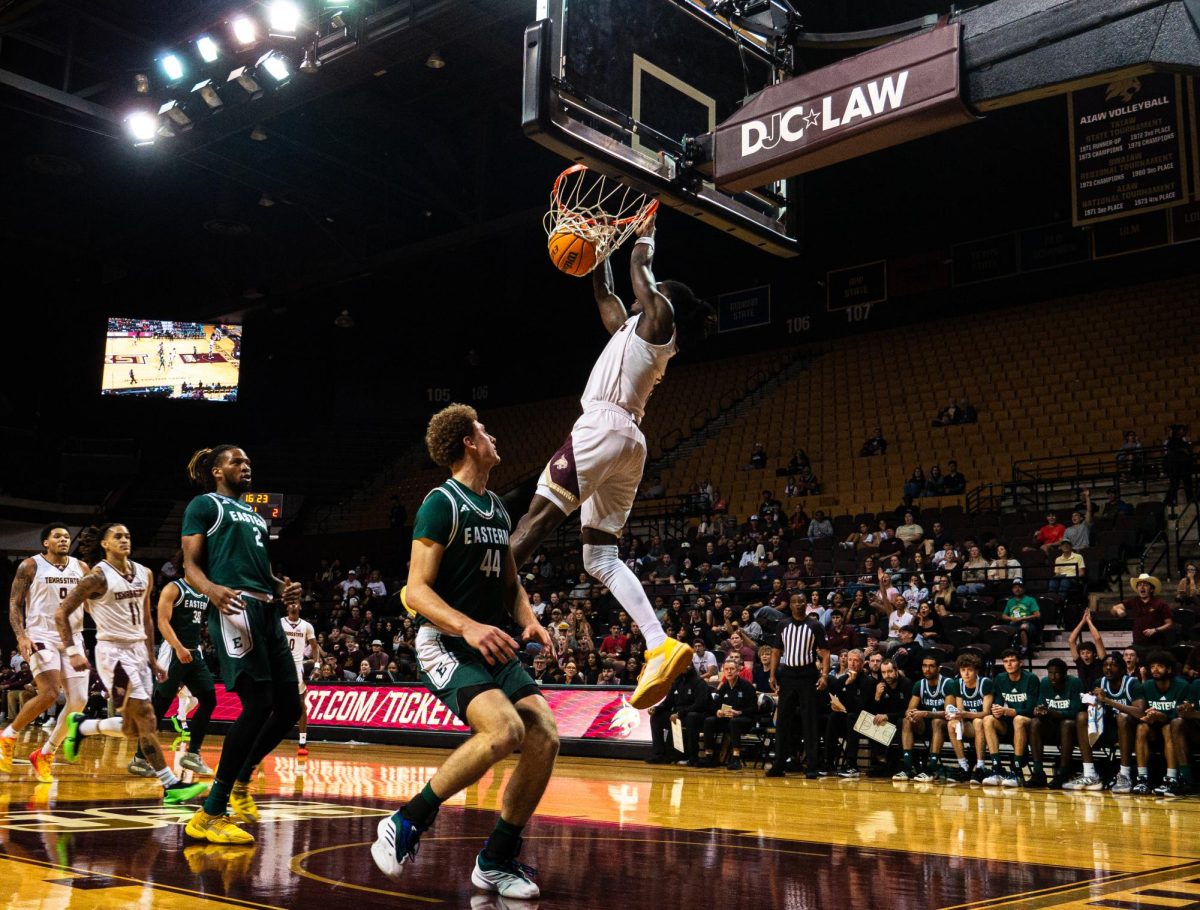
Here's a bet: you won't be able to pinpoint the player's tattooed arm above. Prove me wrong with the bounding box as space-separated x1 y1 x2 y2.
9 558 35 659
592 256 628 335
56 567 108 663
629 212 674 345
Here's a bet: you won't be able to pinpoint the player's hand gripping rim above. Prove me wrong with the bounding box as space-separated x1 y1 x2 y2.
464 621 520 666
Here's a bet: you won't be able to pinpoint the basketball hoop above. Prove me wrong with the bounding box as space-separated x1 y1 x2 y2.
544 164 658 272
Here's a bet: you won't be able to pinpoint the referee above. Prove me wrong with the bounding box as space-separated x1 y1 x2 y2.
766 594 830 778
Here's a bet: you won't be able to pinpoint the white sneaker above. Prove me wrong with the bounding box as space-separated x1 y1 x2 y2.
472 852 540 899
981 771 1004 786
1063 773 1103 791
1110 773 1134 794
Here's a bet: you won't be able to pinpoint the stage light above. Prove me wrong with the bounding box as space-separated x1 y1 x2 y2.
300 43 320 73
159 99 193 130
134 73 150 94
257 51 292 84
231 16 258 46
250 124 268 141
197 35 220 63
228 65 263 99
126 111 158 145
161 53 185 82
269 1 302 36
193 79 224 110
425 50 445 69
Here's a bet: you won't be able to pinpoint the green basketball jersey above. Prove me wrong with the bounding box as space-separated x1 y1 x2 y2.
169 579 209 649
948 676 993 713
181 492 275 596
1100 675 1144 706
1144 676 1189 720
912 676 954 711
411 478 513 629
1038 675 1083 715
992 670 1040 716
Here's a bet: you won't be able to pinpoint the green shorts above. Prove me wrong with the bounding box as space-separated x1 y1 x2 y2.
207 598 297 692
415 625 541 720
153 642 216 700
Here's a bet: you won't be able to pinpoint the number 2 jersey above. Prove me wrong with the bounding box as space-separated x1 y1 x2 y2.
411 478 513 630
25 554 87 646
181 492 275 597
90 560 152 645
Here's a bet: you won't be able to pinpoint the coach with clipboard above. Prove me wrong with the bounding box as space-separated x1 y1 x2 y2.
765 593 830 778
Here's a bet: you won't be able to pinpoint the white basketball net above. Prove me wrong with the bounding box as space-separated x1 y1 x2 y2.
544 165 658 271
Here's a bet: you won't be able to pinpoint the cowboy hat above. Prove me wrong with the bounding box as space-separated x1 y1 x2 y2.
1129 573 1163 594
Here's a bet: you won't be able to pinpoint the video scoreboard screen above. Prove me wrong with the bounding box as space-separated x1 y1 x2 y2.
101 318 242 402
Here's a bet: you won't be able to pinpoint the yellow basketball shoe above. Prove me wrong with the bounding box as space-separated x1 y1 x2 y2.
29 749 54 784
0 736 16 773
229 783 259 823
185 808 255 845
630 637 694 709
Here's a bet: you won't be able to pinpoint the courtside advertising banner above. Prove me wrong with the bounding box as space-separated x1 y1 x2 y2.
173 684 651 743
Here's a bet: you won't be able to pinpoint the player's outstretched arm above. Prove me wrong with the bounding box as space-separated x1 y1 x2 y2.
629 212 674 345
593 256 628 335
8 558 35 660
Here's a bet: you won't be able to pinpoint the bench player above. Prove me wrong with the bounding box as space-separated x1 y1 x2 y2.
57 524 208 804
507 213 713 709
1 524 89 782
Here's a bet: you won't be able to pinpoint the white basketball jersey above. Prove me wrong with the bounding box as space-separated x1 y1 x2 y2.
90 560 151 645
580 313 676 424
282 617 314 666
25 554 87 640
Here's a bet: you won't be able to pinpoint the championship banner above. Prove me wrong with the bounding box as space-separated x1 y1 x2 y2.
826 260 886 311
1069 72 1189 225
172 684 651 743
716 285 771 333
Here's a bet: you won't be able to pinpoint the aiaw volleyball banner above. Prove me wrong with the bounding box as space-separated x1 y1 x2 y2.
175 684 650 742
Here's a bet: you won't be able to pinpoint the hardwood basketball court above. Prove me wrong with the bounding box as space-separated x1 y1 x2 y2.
3 729 1200 909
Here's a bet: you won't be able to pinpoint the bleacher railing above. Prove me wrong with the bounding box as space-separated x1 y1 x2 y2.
1010 443 1199 513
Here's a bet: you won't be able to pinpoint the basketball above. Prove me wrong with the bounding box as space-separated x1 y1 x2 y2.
547 230 597 277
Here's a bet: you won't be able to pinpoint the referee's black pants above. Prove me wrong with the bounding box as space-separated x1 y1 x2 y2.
774 667 820 769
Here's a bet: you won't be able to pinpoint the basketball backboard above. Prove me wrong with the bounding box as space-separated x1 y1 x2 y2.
523 0 799 257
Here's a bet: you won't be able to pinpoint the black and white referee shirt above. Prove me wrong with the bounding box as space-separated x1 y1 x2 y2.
771 614 827 671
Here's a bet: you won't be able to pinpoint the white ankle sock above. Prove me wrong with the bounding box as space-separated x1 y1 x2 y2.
298 733 307 746
2 725 14 739
155 765 180 787
79 717 125 737
582 544 667 650
1083 763 1096 777
1119 765 1131 778
958 759 969 771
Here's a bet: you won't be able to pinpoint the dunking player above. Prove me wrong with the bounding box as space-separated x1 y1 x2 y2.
281 602 320 755
1 525 89 782
373 405 558 899
509 213 712 708
127 566 216 779
56 524 208 804
180 445 303 845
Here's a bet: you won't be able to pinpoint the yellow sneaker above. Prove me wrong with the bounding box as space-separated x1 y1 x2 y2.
229 784 259 823
184 808 255 845
29 749 54 784
630 637 694 709
0 736 15 773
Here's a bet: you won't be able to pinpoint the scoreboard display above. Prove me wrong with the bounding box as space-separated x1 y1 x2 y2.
241 492 283 521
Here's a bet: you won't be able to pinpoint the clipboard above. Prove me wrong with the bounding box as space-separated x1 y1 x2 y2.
853 709 897 746
671 717 685 754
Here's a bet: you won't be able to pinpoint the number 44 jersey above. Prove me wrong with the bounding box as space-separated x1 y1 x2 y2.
411 478 513 631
